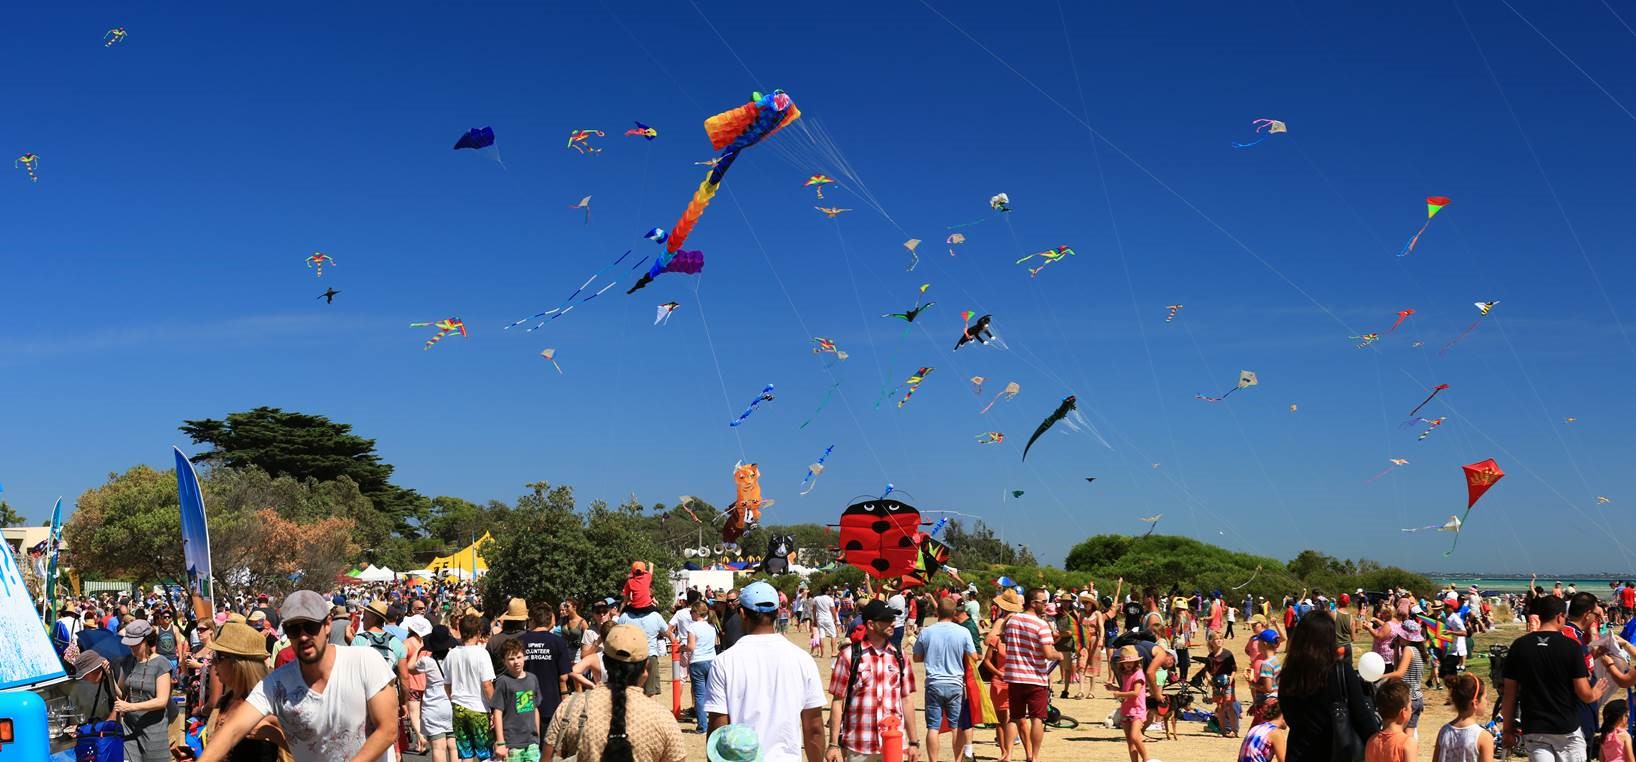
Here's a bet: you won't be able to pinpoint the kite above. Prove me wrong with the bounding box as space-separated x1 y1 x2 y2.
979 381 1020 415
566 129 605 154
305 252 336 277
15 153 38 182
903 239 922 272
1165 305 1184 323
1448 458 1504 554
721 462 766 543
946 233 966 256
644 227 668 244
803 174 835 198
1289 404 1298 413
1413 417 1447 441
1232 118 1287 148
1441 302 1498 353
1412 341 1425 348
815 206 852 218
539 348 563 374
799 382 840 430
976 432 1005 445
904 532 955 588
990 193 1011 212
1396 196 1451 257
1400 515 1462 533
1022 395 1076 461
1476 300 1498 315
836 498 921 579
954 313 994 350
1565 417 1577 423
626 249 704 294
811 337 848 361
1598 496 1612 505
104 27 127 46
1138 514 1162 537
569 196 592 224
1368 458 1410 483
728 384 776 428
1085 477 1097 484
1388 309 1415 333
635 90 799 294
970 376 985 396
625 121 658 141
883 302 935 324
1015 245 1075 278
897 367 933 409
694 157 723 167
317 288 341 304
509 250 649 330
1196 370 1258 403
410 318 467 350
1351 333 1380 349
1007 490 1025 500
453 127 504 167
799 445 834 496
1408 384 1450 417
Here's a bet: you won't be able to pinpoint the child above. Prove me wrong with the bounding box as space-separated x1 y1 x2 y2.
446 614 496 762
1365 678 1417 762
490 639 541 762
1600 700 1633 762
1107 645 1149 762
1432 673 1493 762
1237 698 1286 762
1206 632 1240 737
622 561 654 615
1247 629 1280 728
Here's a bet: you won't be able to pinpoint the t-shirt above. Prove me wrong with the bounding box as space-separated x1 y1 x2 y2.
668 609 693 636
814 595 837 624
415 655 451 736
491 672 541 749
517 630 573 725
1503 630 1589 734
962 599 981 623
703 633 825 762
1120 669 1148 721
1445 612 1468 656
913 621 976 687
1622 588 1635 609
959 618 983 652
352 630 407 667
445 644 497 713
1001 613 1054 686
616 611 667 657
1121 601 1144 631
888 595 908 629
244 645 396 762
1335 611 1356 646
1365 727 1413 762
623 569 653 609
687 619 719 662
721 610 744 651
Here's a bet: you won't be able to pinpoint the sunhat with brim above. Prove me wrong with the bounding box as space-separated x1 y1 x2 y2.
1399 620 1425 643
120 619 154 646
498 597 529 622
72 650 106 677
994 589 1024 613
210 622 270 659
1118 645 1141 663
424 625 459 654
365 600 391 620
707 724 765 762
403 614 432 638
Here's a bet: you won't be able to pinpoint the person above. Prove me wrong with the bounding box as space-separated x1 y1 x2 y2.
516 603 572 734
886 582 909 650
402 614 431 755
202 622 283 761
1566 592 1605 747
705 581 825 762
1053 591 1081 699
954 600 982 654
984 590 1022 762
1077 593 1104 699
1383 619 1428 738
1335 594 1356 661
1205 632 1240 737
446 613 497 762
615 601 670 697
914 598 976 762
490 639 541 762
1278 610 1380 761
719 589 745 652
487 598 530 672
1433 673 1493 762
1002 588 1063 762
329 604 354 647
70 650 116 725
813 588 838 658
541 624 686 762
1366 679 1417 762
683 599 718 735
1501 594 1596 762
114 619 174 762
1238 698 1288 762
623 561 656 614
413 625 459 762
1109 645 1149 762
52 605 84 658
826 599 919 762
1598 700 1632 762
558 601 588 659
1172 597 1196 684
352 600 408 668
1440 596 1470 685
199 590 398 762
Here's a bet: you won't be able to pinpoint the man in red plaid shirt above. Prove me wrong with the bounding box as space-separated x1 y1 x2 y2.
1003 587 1063 761
826 600 920 762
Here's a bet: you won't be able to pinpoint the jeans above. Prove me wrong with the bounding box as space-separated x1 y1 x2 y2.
924 680 968 729
690 660 713 732
1524 731 1587 762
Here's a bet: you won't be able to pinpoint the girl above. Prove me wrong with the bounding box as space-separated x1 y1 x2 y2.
684 600 719 734
1431 673 1493 762
1383 620 1428 738
984 594 1020 762
1079 595 1103 699
1107 645 1149 762
1238 699 1287 762
412 625 458 762
1598 700 1633 762
1206 633 1240 737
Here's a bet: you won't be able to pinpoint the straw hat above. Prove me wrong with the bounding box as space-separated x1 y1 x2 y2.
211 622 270 659
994 589 1024 613
497 597 529 622
365 600 391 620
1118 645 1141 663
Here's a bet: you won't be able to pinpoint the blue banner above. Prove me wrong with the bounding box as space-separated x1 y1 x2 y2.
0 532 66 689
173 446 215 623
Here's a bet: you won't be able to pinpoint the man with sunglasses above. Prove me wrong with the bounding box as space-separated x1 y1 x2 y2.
199 590 399 762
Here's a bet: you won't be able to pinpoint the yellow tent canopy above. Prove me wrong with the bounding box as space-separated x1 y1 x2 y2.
426 532 493 578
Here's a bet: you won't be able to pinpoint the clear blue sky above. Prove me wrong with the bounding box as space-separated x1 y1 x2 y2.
5 1 1635 574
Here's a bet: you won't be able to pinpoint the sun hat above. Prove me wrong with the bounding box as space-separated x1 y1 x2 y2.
364 600 391 620
1118 645 1141 663
739 581 780 613
603 624 649 663
424 625 459 653
281 590 330 625
403 614 432 638
497 598 529 622
1400 619 1425 643
707 724 765 762
211 622 271 659
120 619 154 646
72 650 106 677
247 610 267 624
994 589 1024 613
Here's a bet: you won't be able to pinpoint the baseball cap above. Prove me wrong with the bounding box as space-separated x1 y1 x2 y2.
861 600 896 622
281 590 330 624
603 624 648 663
120 619 154 646
1340 594 1351 605
739 581 779 613
1255 628 1281 644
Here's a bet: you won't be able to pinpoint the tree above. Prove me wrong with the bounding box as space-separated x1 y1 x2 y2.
211 508 356 598
63 466 183 582
941 519 1036 569
0 500 25 528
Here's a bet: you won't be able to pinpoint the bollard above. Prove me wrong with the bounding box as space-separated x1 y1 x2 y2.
670 635 682 719
880 714 903 762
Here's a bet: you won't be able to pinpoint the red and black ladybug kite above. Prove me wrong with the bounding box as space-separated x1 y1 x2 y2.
837 499 921 579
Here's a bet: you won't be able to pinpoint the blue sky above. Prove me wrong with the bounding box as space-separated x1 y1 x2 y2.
5 1 1635 574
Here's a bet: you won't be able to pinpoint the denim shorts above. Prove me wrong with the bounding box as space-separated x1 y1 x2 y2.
924 681 970 729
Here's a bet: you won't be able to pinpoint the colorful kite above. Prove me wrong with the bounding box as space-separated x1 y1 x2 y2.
811 337 848 361
1022 395 1076 461
1400 515 1461 533
1016 245 1075 278
897 367 933 409
903 239 922 272
625 122 658 141
955 313 994 350
305 252 336 277
104 27 127 46
1449 458 1504 554
655 302 679 325
317 288 341 304
883 301 935 324
1197 370 1258 403
569 196 592 224
1408 384 1450 417
1441 302 1498 353
1414 417 1447 441
728 384 776 428
979 381 1020 415
1368 458 1410 483
1397 196 1451 257
946 233 966 256
836 498 921 579
1232 118 1287 148
970 376 985 396
411 318 467 350
566 129 605 154
799 445 834 496
509 250 648 330
626 250 703 294
1351 333 1380 349
990 193 1011 212
1597 496 1612 505
904 532 955 588
722 462 766 543
803 174 835 198
539 348 563 374
976 432 1005 445
1565 417 1577 423
815 206 852 218
1165 304 1184 323
15 153 38 182
1388 309 1415 333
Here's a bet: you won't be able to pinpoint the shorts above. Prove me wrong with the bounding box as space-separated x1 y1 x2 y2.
505 743 542 762
924 681 971 729
1010 682 1049 720
1523 731 1587 762
644 655 661 695
1408 696 1425 729
453 704 494 760
818 620 837 638
425 732 451 742
1439 654 1464 678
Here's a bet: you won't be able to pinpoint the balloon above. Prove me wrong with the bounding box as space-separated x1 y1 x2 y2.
1357 651 1386 683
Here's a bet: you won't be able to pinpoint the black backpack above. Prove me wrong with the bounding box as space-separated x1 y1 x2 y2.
839 639 905 746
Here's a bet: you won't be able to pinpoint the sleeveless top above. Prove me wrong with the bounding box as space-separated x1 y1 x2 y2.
1605 731 1630 762
1435 723 1482 762
1238 722 1278 762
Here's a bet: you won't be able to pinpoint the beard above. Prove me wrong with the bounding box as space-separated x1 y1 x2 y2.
297 638 328 664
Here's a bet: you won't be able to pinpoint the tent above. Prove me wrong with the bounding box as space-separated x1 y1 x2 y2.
426 532 493 578
357 565 396 582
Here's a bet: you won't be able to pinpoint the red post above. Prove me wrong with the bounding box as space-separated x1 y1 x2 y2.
880 715 903 762
670 635 682 719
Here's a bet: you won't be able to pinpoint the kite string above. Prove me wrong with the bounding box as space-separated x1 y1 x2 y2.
1493 0 1636 125
689 275 748 462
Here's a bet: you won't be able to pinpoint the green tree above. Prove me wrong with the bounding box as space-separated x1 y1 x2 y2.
0 500 25 528
63 466 182 581
482 483 674 611
942 519 1036 569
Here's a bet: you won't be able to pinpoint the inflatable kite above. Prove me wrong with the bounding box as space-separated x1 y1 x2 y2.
411 318 467 350
1023 395 1076 461
761 534 795 575
804 174 835 198
722 462 765 543
626 250 703 294
800 445 834 496
728 384 775 428
1447 459 1504 554
836 498 922 579
15 153 38 182
1232 118 1286 148
1197 370 1258 403
1016 245 1075 278
1397 196 1450 257
955 313 994 350
990 193 1011 212
104 27 127 46
625 122 658 141
305 252 336 277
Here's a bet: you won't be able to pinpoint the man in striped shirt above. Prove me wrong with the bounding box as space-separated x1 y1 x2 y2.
1003 588 1063 761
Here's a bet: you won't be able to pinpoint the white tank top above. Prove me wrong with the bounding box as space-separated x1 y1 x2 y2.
1435 723 1482 762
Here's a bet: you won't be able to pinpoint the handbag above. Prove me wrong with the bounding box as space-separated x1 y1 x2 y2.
556 691 592 761
1329 663 1370 762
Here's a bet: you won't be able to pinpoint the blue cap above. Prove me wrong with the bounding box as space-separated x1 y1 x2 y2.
1255 628 1281 644
739 581 779 613
332 595 346 606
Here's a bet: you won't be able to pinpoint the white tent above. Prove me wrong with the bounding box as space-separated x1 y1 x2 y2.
357 565 396 582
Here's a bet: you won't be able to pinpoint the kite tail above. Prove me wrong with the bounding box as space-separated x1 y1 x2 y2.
1231 137 1267 148
1444 508 1474 556
1440 322 1482 354
1397 220 1433 258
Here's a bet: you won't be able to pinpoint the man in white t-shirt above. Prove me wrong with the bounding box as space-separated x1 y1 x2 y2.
812 589 838 658
887 588 909 650
199 590 398 762
706 581 825 762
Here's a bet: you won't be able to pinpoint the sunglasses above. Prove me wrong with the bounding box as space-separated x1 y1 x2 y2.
287 620 325 637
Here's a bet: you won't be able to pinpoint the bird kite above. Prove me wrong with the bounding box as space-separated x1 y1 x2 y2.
317 288 340 304
976 432 1005 445
903 239 922 272
510 250 649 330
722 462 766 543
104 27 127 46
655 302 679 326
1397 196 1451 257
1441 302 1499 353
815 206 852 218
1022 395 1076 461
1016 245 1075 278
625 122 658 141
979 381 1020 415
803 174 835 198
411 318 467 350
539 348 563 374
1351 333 1380 349
452 127 504 167
634 91 799 294
1408 384 1450 417
811 337 848 361
883 301 935 324
1368 458 1410 482
836 498 921 580
897 367 933 409
990 193 1011 212
1232 118 1286 148
1388 309 1415 333
1414 417 1447 441
1085 477 1097 484
799 445 834 496
566 129 605 154
1138 514 1162 537
1401 515 1462 533
955 313 995 350
569 196 592 224
729 384 776 428
1165 305 1183 323
1448 459 1504 554
946 233 966 256
1197 370 1258 403
15 153 38 182
305 252 336 277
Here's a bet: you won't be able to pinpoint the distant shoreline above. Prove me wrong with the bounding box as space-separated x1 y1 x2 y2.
1428 576 1631 594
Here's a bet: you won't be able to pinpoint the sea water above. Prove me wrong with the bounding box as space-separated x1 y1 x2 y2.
1432 576 1630 595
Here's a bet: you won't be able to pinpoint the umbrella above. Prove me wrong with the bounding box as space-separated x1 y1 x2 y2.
77 628 132 665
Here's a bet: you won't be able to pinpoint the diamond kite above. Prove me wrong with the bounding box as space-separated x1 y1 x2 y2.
1448 459 1504 554
1397 196 1450 257
540 348 563 374
1232 118 1286 148
979 381 1020 415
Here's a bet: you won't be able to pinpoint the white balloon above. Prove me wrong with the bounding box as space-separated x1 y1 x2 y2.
1357 651 1386 682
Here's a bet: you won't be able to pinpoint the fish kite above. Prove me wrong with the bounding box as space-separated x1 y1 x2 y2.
728 384 776 428
304 252 335 277
1368 458 1410 482
811 337 848 361
1414 417 1447 441
1448 458 1505 554
539 348 563 374
903 239 922 272
1351 333 1380 349
317 288 341 304
946 233 966 256
1408 384 1450 417
815 206 852 218
15 153 38 182
411 318 467 350
566 129 605 154
1197 370 1258 403
1016 245 1075 278
1401 515 1462 533
104 27 127 46
898 367 933 409
1165 305 1184 323
1388 309 1415 333
1441 302 1498 353
803 174 835 198
970 376 985 396
509 250 649 330
1232 118 1286 148
954 313 994 350
976 432 1005 445
800 445 835 496
979 381 1020 415
569 196 592 224
1397 196 1451 257
625 121 658 141
1022 395 1076 461
1138 513 1162 537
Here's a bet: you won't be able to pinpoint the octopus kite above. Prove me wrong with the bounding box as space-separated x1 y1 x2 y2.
1232 118 1286 148
566 129 605 154
411 318 468 350
1165 304 1183 323
954 313 994 350
1022 395 1076 461
625 122 658 141
728 384 776 428
104 27 127 46
976 432 1005 445
15 153 38 182
897 367 933 409
305 252 336 277
1016 245 1075 277
803 174 835 198
1397 196 1450 257
811 337 848 361
815 206 852 218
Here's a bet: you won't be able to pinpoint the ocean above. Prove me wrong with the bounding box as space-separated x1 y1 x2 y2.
1431 576 1630 595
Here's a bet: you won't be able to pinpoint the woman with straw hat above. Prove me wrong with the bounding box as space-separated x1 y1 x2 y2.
202 622 287 761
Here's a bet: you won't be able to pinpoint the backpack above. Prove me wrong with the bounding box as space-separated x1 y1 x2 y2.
360 630 396 665
75 719 123 762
